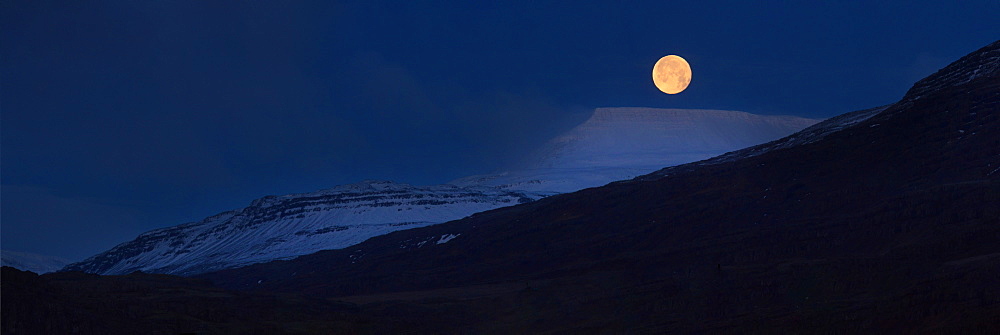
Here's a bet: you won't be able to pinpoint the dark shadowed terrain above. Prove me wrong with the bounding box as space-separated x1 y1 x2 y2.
4 41 999 334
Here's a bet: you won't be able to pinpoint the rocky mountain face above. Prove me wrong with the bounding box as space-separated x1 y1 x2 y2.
196 41 1000 332
62 181 544 276
64 109 816 276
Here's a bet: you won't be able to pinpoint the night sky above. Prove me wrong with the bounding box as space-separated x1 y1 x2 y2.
2 1 997 261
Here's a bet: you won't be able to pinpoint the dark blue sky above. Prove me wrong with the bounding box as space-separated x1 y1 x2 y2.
2 1 997 261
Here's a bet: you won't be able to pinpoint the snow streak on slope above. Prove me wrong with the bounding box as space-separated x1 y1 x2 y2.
453 108 821 192
63 181 544 276
1 250 71 274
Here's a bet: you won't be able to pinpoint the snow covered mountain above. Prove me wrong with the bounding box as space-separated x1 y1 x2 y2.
452 108 820 192
64 108 819 276
62 181 543 276
1 250 71 274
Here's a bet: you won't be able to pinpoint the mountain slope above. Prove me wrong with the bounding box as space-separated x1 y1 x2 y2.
62 181 543 276
452 108 819 193
65 110 816 276
638 104 889 176
201 41 1000 332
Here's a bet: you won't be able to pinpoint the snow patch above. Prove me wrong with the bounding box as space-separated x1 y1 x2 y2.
436 234 461 245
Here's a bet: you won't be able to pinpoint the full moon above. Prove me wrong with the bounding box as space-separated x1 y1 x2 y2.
652 55 692 94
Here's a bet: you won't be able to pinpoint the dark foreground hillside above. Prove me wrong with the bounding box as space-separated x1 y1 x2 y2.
4 41 999 334
1 266 448 334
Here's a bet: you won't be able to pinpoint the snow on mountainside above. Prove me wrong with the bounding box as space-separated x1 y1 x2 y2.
1 250 71 274
65 108 819 276
62 181 544 276
452 108 821 192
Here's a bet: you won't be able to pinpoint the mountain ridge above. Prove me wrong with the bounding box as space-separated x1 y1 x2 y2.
65 109 817 276
452 107 819 192
62 180 545 276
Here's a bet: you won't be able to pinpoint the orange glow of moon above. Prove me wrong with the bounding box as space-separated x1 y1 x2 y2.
652 55 692 94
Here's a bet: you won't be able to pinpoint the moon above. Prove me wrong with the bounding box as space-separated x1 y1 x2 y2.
652 55 692 94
